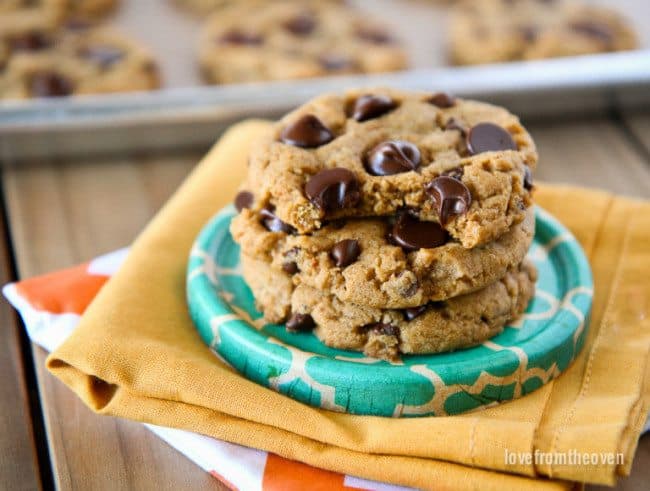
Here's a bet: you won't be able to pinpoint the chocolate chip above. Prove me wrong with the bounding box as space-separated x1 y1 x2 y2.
365 140 421 176
403 305 428 321
366 323 400 337
390 212 448 251
282 261 299 275
283 13 316 36
467 122 517 155
356 27 392 44
260 206 295 234
9 32 52 52
569 21 612 44
234 190 253 212
330 239 361 268
351 94 398 122
280 114 334 148
426 176 472 225
318 54 356 71
218 30 263 45
79 45 124 69
286 313 315 332
523 166 533 191
427 92 456 108
30 72 73 98
304 168 360 212
519 25 538 43
399 276 419 298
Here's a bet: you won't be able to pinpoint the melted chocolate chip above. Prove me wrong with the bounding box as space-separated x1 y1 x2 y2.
356 27 392 44
9 32 52 52
427 92 456 108
218 30 263 45
280 114 334 148
283 13 316 36
426 176 472 225
260 206 295 234
403 305 428 321
366 323 400 337
365 140 421 176
390 213 448 251
352 94 397 122
330 239 361 268
304 168 360 212
523 166 533 190
467 122 517 155
282 261 299 275
519 25 538 43
286 313 315 332
234 190 253 212
30 72 73 98
569 20 613 44
79 45 124 69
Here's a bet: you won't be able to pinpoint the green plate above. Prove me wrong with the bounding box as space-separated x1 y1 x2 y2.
187 206 593 417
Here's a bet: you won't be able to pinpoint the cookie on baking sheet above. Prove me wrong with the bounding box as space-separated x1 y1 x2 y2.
198 1 408 84
0 25 160 99
243 88 537 247
232 204 534 308
241 254 537 361
450 0 638 65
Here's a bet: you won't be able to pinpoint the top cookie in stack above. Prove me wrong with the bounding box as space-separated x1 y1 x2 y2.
231 88 539 361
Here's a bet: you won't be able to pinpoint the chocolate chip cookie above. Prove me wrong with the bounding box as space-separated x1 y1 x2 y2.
241 254 537 361
450 0 638 65
232 205 534 308
246 88 537 248
0 25 160 99
198 1 407 84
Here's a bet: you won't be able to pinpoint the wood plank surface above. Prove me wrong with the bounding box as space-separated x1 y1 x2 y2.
2 116 649 490
623 113 650 156
0 202 41 490
3 150 227 491
529 117 650 199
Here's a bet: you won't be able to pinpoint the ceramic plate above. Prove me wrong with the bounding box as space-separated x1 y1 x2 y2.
187 206 593 417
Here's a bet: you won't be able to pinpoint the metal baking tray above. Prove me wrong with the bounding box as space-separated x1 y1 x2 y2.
1 0 649 161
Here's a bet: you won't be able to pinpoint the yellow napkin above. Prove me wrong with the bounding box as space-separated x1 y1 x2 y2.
47 121 650 491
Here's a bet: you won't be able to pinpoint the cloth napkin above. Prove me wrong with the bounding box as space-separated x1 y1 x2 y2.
16 120 650 490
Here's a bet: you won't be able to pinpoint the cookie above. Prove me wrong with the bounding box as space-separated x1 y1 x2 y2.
241 254 537 360
245 88 537 248
450 0 638 65
0 13 60 71
0 25 160 99
232 204 534 308
198 2 407 84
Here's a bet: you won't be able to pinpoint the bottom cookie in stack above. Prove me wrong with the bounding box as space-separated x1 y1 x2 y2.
240 253 537 361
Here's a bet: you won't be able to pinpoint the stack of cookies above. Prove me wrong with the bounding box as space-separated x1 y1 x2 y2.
231 88 539 361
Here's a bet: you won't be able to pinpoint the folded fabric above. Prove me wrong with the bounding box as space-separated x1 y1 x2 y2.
3 249 415 491
28 120 650 490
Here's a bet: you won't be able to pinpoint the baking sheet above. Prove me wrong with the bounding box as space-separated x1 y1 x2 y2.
1 0 649 160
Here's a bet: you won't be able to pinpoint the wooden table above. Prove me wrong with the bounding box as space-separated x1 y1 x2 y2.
1 113 649 491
